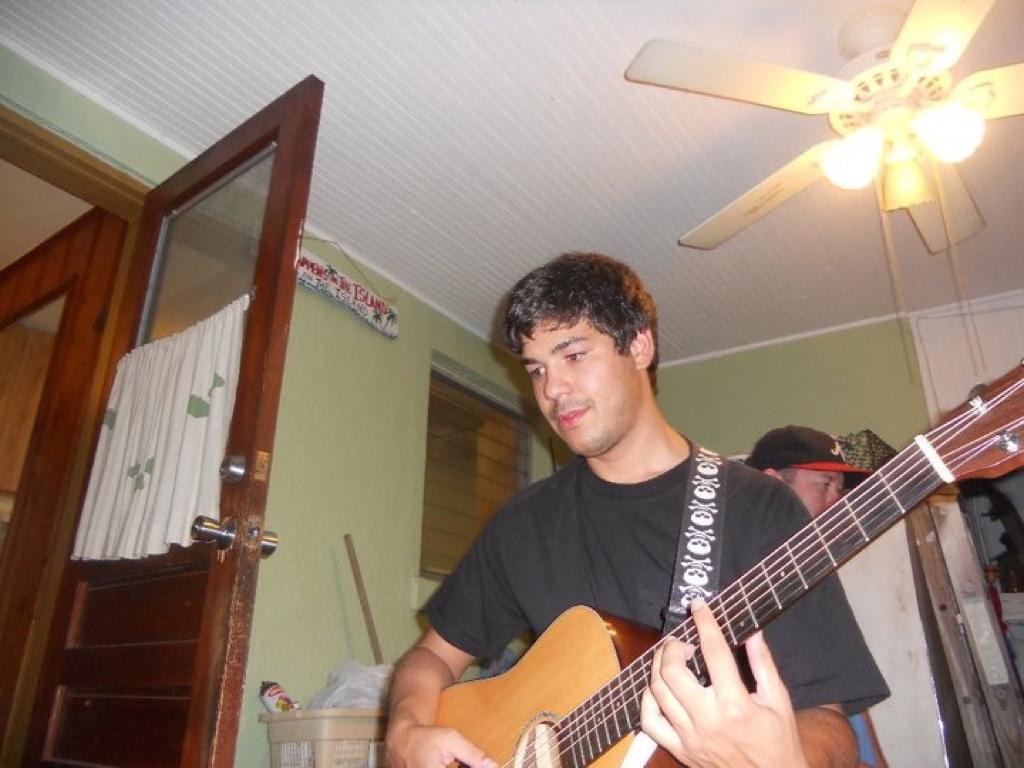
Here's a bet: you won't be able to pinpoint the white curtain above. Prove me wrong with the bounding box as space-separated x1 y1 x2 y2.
73 294 249 560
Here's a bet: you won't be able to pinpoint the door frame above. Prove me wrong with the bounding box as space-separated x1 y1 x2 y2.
0 104 147 766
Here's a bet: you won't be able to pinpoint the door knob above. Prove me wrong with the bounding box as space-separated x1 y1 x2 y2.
245 520 279 558
191 515 236 549
220 454 246 484
255 527 279 558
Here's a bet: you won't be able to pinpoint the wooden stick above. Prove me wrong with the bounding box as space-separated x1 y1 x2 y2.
344 533 384 664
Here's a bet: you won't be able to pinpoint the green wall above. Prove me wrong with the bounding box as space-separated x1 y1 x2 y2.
3 46 932 765
658 319 930 455
0 46 182 183
234 242 536 764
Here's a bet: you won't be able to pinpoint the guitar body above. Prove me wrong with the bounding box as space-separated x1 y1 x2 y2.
436 606 678 767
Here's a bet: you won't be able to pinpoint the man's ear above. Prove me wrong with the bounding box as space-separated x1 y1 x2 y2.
629 328 655 370
763 468 785 482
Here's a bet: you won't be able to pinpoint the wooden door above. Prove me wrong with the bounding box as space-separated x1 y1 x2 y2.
0 208 127 755
24 75 323 768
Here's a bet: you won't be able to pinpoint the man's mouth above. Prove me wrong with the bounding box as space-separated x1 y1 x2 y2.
554 407 586 431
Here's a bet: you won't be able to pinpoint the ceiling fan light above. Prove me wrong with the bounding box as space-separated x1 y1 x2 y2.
883 159 932 211
822 126 884 190
912 104 986 163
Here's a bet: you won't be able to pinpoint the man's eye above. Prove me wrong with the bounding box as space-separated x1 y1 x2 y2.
567 352 585 362
526 367 543 379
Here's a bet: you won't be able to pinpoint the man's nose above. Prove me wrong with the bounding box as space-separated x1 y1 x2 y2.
542 367 570 403
825 484 842 506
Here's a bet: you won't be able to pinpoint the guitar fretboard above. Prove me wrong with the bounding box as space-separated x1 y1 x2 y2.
551 440 942 767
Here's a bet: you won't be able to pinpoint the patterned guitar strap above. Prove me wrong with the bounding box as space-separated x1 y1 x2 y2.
663 444 728 635
624 445 729 768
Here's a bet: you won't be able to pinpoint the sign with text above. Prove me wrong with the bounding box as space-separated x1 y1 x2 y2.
296 250 398 339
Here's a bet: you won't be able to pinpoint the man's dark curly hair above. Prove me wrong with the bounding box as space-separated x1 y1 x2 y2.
503 252 659 391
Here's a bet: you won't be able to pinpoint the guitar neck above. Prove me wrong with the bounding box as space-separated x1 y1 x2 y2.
703 439 942 650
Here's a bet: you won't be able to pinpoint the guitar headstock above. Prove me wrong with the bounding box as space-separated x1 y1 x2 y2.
937 362 1024 481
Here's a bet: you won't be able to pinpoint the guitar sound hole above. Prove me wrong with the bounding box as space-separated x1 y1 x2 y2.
515 715 564 768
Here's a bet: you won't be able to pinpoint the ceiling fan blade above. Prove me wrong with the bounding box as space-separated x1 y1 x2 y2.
625 39 853 115
953 61 1024 119
906 164 985 253
679 141 836 250
890 0 995 75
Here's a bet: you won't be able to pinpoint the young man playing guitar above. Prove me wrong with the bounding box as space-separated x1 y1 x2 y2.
386 253 888 768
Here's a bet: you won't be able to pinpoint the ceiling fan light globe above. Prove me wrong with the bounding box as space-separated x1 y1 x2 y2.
883 159 933 211
912 103 986 163
822 126 883 190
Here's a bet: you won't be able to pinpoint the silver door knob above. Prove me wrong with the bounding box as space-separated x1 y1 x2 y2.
220 454 246 484
191 515 236 549
256 528 279 558
244 520 279 558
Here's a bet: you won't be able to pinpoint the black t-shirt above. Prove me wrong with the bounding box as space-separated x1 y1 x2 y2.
427 453 889 714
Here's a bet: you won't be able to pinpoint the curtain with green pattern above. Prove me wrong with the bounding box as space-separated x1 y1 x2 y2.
72 294 249 560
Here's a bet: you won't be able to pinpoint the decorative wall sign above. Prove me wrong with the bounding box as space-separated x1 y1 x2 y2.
296 250 398 339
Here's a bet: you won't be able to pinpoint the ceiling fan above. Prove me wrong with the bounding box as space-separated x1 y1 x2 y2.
625 0 1024 253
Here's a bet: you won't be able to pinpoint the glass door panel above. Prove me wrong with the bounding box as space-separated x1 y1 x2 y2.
139 146 276 343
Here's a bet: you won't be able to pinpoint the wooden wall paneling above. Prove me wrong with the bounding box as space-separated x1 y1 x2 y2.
0 325 55 493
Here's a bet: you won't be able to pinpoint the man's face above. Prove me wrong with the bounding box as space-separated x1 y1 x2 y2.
520 319 648 460
772 467 845 517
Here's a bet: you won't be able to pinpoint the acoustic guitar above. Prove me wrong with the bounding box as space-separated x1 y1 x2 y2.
436 364 1024 767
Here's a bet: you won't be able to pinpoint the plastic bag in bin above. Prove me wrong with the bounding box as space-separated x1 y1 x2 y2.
307 660 392 710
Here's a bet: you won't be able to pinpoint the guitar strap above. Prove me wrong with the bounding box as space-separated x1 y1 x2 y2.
627 447 729 768
662 444 728 635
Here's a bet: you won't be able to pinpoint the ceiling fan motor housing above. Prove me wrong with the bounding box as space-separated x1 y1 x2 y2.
829 60 951 138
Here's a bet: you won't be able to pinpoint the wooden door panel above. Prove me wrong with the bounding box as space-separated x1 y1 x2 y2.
46 695 188 768
39 547 213 767
76 568 209 646
63 642 197 693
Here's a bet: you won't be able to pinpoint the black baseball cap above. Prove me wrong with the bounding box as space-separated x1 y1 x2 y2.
746 425 868 474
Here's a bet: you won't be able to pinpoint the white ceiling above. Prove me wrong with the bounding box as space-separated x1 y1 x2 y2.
1 0 1022 364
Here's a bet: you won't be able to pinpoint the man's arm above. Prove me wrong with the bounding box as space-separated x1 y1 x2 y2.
795 705 858 768
385 628 496 768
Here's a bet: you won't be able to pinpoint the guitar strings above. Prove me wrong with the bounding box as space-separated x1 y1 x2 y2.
541 459 936 765
506 379 1024 767
521 422 1020 768
581 410 1022 764
545 447 936 764
550 441 939 760
511 446 931 768
542 459 989 765
527 400 1022 768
